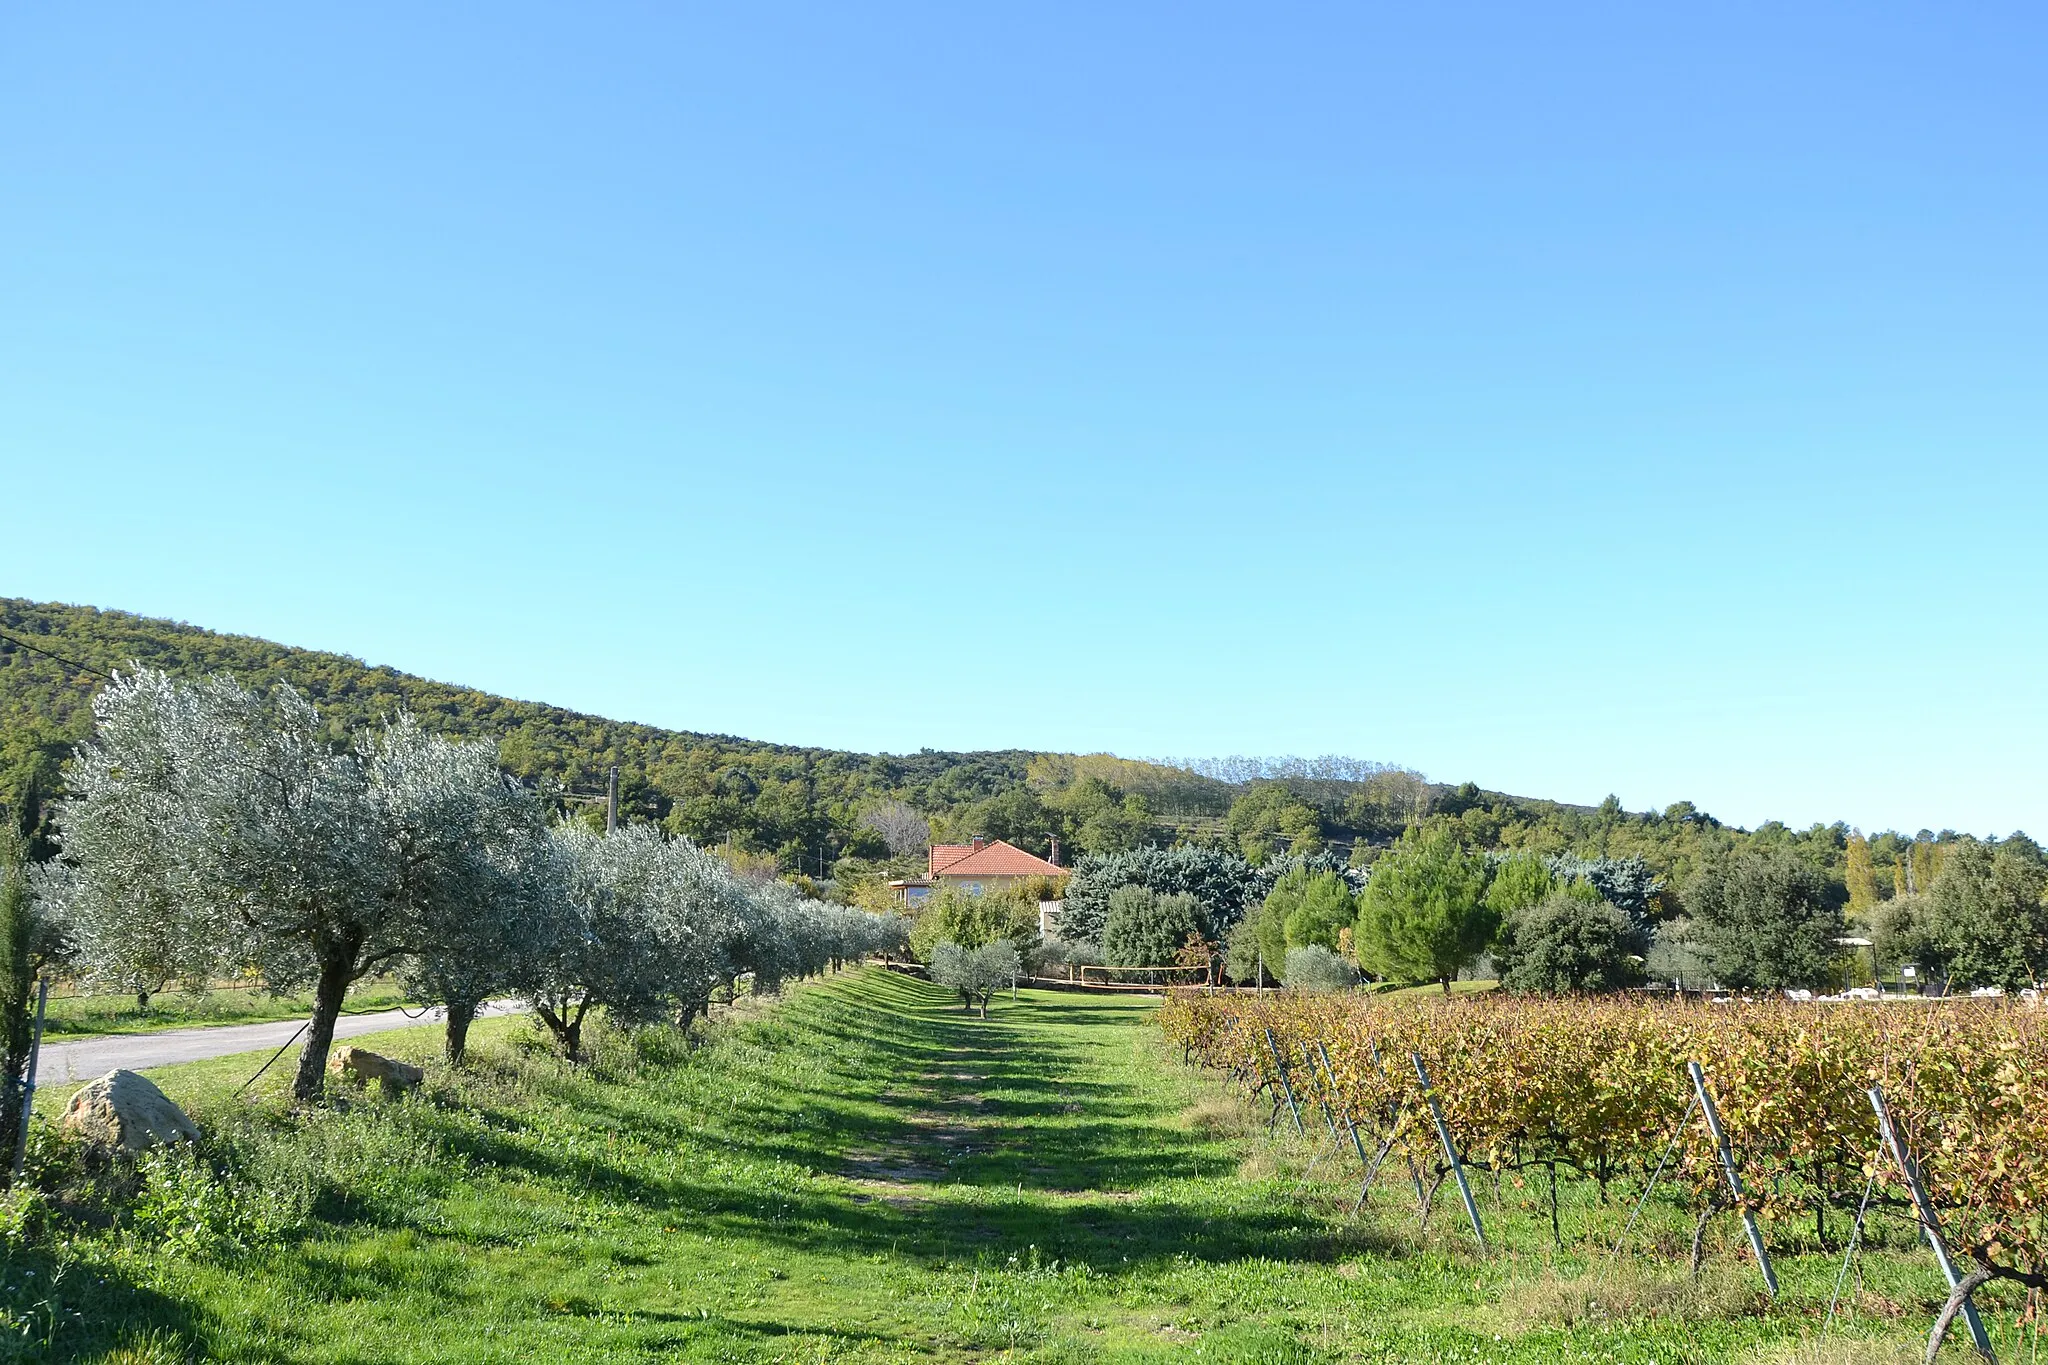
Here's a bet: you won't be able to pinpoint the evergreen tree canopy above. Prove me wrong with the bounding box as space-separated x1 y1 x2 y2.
1685 849 1840 991
1352 824 1494 991
1059 845 1254 946
1102 887 1204 968
1931 835 2048 992
1495 894 1642 994
1484 853 1557 919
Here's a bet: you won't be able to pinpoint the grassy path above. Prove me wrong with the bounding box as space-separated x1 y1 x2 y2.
17 970 1949 1362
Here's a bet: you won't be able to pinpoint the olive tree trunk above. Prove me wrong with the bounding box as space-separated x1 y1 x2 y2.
444 998 478 1065
290 942 360 1100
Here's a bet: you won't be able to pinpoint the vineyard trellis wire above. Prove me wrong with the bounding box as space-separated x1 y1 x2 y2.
1162 989 2048 1360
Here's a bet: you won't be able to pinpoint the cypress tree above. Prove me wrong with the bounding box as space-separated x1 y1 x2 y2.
0 821 35 1173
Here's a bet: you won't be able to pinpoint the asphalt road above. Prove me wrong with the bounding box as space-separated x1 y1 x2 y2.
36 999 528 1086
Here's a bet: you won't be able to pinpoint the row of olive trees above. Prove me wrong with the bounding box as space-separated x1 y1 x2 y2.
39 669 906 1097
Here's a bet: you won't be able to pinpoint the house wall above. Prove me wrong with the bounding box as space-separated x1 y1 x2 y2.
933 873 1030 896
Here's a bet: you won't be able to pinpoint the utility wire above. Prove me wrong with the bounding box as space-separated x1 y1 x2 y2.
233 1000 447 1097
0 629 115 680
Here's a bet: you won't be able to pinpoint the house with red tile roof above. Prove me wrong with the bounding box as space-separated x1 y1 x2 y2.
887 836 1067 907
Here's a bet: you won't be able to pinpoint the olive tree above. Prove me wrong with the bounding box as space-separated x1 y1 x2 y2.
929 939 1020 1017
61 671 396 1099
54 676 227 1010
522 823 745 1057
1282 945 1358 993
822 903 906 969
369 717 559 1064
727 877 816 1000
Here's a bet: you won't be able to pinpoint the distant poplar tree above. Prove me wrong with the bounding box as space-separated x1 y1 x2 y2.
1843 833 1881 918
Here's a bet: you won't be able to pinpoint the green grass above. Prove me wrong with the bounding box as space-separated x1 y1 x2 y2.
0 970 2006 1363
40 981 414 1040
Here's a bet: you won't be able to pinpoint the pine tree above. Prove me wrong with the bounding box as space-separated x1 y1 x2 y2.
1353 825 1495 993
0 824 35 1174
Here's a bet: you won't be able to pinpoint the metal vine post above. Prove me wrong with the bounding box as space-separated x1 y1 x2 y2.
1264 1028 1305 1136
1823 1151 1881 1336
1316 1040 1373 1171
1369 1039 1427 1205
1688 1060 1778 1296
1411 1052 1487 1254
1869 1083 1994 1360
1301 1042 1342 1142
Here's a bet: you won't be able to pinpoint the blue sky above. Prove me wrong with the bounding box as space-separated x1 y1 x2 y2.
4 3 2044 837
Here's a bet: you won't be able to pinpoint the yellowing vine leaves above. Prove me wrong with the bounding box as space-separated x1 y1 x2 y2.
1161 991 2048 1282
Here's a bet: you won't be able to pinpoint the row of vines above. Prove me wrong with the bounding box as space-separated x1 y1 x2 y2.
1162 991 2048 1301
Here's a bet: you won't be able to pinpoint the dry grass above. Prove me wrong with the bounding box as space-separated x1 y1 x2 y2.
1497 1264 1762 1331
1236 1144 1286 1183
1741 1337 1922 1364
1179 1090 1257 1137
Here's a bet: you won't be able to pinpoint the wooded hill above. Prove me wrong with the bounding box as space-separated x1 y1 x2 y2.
0 598 1041 868
0 597 1967 896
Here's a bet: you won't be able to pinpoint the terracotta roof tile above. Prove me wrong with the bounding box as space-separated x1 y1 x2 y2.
928 844 978 875
927 839 1066 880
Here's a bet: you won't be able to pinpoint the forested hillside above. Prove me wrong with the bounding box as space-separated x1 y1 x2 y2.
0 599 1038 871
0 597 1990 905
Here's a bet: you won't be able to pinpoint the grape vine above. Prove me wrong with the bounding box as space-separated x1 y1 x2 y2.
1162 991 2048 1294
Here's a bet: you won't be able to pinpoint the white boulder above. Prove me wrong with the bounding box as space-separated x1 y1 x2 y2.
61 1070 200 1152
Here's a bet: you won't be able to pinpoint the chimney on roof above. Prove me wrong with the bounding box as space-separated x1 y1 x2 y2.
1048 835 1060 868
971 835 986 852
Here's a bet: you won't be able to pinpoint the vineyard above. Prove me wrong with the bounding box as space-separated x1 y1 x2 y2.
1162 990 2048 1356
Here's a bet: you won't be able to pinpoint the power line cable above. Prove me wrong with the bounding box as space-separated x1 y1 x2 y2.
0 628 115 680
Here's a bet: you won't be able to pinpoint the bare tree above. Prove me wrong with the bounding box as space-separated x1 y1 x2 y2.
859 800 931 857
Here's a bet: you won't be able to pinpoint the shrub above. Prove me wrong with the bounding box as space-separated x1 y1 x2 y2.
1495 894 1642 993
1102 887 1203 968
132 1144 297 1259
1282 945 1357 993
1029 936 1099 976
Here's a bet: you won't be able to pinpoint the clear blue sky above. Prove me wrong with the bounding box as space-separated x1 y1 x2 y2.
4 3 2044 838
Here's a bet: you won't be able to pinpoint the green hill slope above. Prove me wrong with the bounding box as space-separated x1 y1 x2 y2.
0 597 1036 867
1 597 1919 895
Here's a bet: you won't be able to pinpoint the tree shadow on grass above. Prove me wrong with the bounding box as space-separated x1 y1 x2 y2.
681 1173 1394 1275
0 1245 209 1365
334 970 1376 1281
